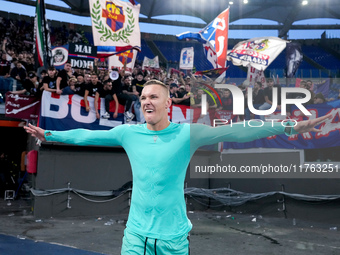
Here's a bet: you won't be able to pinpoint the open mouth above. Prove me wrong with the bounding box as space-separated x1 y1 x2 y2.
145 109 154 113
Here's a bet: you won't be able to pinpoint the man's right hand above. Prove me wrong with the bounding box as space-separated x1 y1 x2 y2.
23 124 46 142
294 114 332 134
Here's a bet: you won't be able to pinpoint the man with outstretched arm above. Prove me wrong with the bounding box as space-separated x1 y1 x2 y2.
24 79 332 255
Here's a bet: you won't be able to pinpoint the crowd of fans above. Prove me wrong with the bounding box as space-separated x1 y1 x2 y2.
1 43 337 123
0 16 90 102
0 16 88 52
1 16 337 120
0 15 338 124
0 17 241 123
0 15 222 121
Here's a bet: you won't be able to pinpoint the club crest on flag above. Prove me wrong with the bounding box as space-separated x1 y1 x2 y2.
90 0 136 44
102 2 125 32
245 39 269 52
108 49 137 73
118 50 133 64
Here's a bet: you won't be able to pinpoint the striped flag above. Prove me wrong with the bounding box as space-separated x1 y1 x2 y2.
33 0 52 67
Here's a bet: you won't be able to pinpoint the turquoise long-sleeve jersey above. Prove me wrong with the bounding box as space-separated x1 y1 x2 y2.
44 122 296 240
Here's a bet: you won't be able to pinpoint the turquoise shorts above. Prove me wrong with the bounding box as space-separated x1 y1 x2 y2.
121 228 190 255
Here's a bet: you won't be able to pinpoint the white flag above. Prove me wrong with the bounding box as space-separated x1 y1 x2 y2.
142 56 159 70
179 47 194 70
108 49 137 74
89 0 141 48
227 37 287 71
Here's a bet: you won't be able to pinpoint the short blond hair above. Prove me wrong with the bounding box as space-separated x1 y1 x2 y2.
144 79 170 97
144 79 167 88
69 77 77 84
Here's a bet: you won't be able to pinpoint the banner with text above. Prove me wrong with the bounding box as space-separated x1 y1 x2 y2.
68 43 97 69
5 92 41 120
227 37 287 71
39 91 193 130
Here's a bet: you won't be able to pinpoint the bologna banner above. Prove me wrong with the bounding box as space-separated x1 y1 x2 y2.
39 92 340 149
39 91 192 130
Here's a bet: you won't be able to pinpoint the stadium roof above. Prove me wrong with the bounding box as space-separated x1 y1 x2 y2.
6 0 340 38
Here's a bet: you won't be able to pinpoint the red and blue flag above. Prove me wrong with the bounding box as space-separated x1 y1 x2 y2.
177 7 229 69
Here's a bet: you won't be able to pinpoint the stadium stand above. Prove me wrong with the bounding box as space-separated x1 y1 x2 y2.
302 45 340 70
136 39 155 61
